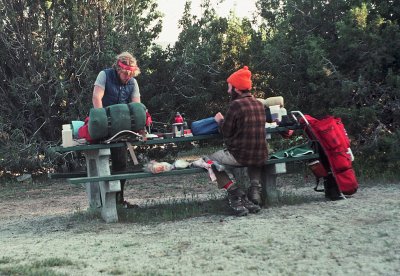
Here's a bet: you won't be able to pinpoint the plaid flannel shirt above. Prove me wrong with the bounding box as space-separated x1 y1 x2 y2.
220 93 267 166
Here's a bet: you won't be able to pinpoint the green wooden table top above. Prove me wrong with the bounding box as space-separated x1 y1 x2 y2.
49 125 303 153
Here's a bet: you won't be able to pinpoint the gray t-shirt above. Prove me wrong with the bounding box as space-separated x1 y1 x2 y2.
94 70 140 99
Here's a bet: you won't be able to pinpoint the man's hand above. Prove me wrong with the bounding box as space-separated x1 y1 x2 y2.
214 112 224 123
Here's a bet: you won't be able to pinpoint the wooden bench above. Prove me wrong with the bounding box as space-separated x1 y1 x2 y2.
49 126 319 222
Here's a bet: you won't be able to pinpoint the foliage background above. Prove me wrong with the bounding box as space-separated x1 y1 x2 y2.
0 0 398 178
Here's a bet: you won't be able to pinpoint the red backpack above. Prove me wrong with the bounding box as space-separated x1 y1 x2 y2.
303 115 358 196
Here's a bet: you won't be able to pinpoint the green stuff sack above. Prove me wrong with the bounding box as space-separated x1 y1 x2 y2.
108 104 131 136
128 102 146 131
88 108 108 140
88 103 146 141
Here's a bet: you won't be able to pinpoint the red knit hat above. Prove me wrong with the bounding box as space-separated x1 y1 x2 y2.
227 66 252 91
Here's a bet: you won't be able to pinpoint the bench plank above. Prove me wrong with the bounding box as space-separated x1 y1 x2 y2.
68 167 207 184
67 153 319 185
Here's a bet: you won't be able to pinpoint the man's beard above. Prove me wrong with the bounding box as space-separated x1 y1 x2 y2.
230 90 240 101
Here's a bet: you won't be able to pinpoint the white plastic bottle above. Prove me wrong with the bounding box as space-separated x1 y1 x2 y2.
62 124 73 147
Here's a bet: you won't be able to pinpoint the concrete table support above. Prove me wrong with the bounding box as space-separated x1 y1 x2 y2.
261 163 287 207
84 149 121 223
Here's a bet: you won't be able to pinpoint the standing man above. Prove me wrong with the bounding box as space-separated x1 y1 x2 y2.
92 52 141 208
208 66 267 216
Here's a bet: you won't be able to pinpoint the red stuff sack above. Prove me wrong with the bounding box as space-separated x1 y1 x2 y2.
78 117 95 143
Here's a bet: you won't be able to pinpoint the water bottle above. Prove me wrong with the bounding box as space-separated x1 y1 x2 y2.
62 124 73 147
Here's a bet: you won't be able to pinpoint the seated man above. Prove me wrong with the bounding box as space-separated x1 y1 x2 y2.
207 66 267 216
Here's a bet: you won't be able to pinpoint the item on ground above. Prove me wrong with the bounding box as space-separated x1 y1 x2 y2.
16 173 32 182
173 159 190 169
143 160 173 174
190 158 216 181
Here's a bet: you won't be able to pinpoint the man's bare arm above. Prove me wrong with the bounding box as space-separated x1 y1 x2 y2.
92 85 105 108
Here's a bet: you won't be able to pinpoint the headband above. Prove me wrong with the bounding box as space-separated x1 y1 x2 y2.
117 60 138 72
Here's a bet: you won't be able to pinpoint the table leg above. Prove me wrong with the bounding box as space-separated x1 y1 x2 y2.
261 164 280 207
84 149 121 223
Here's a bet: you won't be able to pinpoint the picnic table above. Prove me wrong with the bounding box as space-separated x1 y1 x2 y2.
49 124 319 223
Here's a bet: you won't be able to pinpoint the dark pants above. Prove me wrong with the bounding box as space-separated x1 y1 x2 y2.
111 147 127 204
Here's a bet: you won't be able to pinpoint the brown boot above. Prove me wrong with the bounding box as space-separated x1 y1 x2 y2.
241 195 261 213
247 183 262 206
227 187 249 216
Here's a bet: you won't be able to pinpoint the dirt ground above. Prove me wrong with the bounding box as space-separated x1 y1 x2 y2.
0 175 399 276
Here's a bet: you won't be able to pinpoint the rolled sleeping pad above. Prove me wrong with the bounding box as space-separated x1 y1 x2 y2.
88 103 146 140
265 96 284 107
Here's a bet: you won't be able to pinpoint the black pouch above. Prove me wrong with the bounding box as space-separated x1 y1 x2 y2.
265 107 272 123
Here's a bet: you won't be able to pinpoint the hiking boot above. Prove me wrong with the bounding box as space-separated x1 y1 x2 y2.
247 185 262 205
241 195 261 214
227 188 249 216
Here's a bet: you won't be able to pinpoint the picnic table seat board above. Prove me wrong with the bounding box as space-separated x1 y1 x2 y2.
64 144 319 185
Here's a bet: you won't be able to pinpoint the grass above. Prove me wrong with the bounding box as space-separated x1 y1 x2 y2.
31 258 74 268
0 266 63 276
276 189 325 206
0 257 74 276
0 257 12 265
118 194 229 224
71 206 102 221
70 193 229 225
69 185 325 225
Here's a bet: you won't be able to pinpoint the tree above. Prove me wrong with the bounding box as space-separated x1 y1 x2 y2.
255 0 400 175
0 0 162 173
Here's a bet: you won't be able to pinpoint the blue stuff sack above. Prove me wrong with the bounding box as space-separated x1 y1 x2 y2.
191 117 219 136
